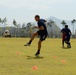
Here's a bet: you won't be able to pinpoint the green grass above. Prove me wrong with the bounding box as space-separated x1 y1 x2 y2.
0 38 76 75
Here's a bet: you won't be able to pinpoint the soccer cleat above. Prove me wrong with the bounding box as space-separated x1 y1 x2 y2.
24 43 30 46
67 45 71 48
35 52 40 56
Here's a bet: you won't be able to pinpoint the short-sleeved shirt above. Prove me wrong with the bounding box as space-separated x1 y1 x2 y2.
61 28 71 36
61 28 65 33
40 19 46 23
37 19 48 35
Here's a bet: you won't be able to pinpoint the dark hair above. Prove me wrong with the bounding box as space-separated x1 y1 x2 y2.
35 15 40 18
65 25 68 28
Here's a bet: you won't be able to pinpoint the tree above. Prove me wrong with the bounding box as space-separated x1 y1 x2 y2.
0 18 2 23
27 22 33 37
13 20 17 36
47 20 54 38
61 20 66 28
13 20 17 26
71 19 76 34
22 23 25 28
2 17 7 31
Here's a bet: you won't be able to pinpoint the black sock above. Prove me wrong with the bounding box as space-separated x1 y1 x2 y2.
67 42 70 45
37 50 40 53
28 40 32 44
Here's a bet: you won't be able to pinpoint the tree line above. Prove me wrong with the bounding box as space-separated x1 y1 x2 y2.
0 17 76 38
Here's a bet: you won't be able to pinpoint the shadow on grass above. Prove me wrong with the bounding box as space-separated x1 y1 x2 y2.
62 47 71 49
26 55 44 60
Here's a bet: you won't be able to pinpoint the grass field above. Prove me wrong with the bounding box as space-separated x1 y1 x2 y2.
0 38 76 75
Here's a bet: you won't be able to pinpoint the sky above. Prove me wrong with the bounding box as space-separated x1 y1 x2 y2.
0 0 76 23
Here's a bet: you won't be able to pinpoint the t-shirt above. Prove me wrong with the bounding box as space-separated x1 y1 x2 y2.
61 28 71 36
61 28 66 34
40 19 46 23
38 19 47 34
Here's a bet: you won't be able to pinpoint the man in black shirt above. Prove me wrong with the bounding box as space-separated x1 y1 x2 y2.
24 15 48 56
61 25 71 48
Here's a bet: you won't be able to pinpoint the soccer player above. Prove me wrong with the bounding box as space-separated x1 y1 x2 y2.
24 15 48 56
61 25 71 48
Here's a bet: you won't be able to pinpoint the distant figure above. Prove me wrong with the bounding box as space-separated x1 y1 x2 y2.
24 15 48 56
61 25 71 48
4 30 11 37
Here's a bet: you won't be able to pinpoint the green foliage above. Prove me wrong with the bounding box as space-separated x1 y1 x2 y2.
0 18 2 23
71 19 76 24
61 20 66 25
13 20 17 26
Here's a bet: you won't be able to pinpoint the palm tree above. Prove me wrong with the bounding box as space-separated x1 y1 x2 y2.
17 23 21 37
2 17 7 31
61 20 66 28
13 20 17 26
21 23 25 37
13 19 17 36
71 19 76 34
27 22 33 37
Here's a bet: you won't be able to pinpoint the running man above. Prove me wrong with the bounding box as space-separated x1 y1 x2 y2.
24 15 48 56
61 25 71 48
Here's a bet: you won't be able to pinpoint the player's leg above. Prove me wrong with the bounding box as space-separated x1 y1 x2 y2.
65 36 71 48
24 32 38 46
62 34 66 48
62 34 64 48
62 40 64 48
35 39 42 56
35 34 47 56
67 37 71 48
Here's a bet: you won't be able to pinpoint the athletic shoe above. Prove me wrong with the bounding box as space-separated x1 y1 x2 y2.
24 43 30 46
35 52 40 56
67 45 71 48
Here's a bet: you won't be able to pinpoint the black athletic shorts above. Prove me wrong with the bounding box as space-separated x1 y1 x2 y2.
65 35 70 42
37 31 48 41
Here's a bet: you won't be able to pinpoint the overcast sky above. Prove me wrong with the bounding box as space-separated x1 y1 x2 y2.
0 0 76 23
